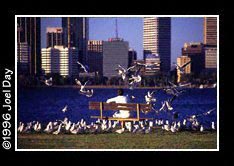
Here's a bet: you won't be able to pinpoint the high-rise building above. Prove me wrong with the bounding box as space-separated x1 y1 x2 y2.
204 17 217 45
143 17 171 73
182 42 205 75
17 42 30 74
17 17 41 75
87 40 103 75
177 55 191 83
204 46 217 69
62 17 89 64
128 48 137 67
204 17 217 70
46 27 63 48
145 54 160 76
103 38 129 78
41 46 79 77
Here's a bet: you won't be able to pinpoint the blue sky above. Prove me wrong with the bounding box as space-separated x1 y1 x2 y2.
41 17 203 65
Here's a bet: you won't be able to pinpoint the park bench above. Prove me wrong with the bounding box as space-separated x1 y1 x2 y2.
89 102 153 128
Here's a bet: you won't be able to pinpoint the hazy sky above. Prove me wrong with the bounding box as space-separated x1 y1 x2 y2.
41 17 203 65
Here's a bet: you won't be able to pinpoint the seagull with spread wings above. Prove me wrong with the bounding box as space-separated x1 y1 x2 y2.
77 61 89 73
41 77 52 86
116 64 136 81
174 61 191 74
145 91 157 104
75 79 94 97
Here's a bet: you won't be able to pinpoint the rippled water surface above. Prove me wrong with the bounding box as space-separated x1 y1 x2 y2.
18 87 217 125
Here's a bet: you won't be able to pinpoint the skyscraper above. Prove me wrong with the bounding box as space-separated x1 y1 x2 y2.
145 54 160 76
62 17 89 64
41 46 79 77
128 48 137 67
17 17 41 75
87 40 103 75
182 42 205 75
17 42 30 74
46 27 63 47
143 17 171 73
204 17 217 70
204 17 217 45
103 38 129 78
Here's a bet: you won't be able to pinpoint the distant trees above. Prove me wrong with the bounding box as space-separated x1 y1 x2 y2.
17 69 217 87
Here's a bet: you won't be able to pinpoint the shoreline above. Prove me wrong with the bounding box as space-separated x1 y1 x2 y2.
17 85 216 89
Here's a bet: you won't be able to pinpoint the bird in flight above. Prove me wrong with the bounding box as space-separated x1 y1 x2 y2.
75 79 94 97
62 105 68 113
174 61 191 74
77 61 89 73
116 64 136 81
145 91 157 104
44 77 52 86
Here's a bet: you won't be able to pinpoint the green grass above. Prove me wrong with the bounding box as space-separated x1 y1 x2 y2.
17 129 217 149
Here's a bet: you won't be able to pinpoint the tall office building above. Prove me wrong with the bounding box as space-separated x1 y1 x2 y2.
87 40 103 75
46 27 63 47
143 17 171 73
17 17 41 75
145 54 160 76
103 38 129 78
17 42 30 74
62 17 89 64
128 48 137 67
177 55 191 83
204 17 217 70
204 17 217 45
204 46 217 69
41 46 79 77
182 42 205 75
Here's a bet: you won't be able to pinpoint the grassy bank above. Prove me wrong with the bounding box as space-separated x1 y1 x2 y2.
17 130 217 149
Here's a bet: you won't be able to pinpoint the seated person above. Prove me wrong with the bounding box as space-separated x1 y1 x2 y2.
106 89 130 118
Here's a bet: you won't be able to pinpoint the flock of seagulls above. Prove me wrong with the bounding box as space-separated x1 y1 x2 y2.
18 109 216 135
31 60 217 136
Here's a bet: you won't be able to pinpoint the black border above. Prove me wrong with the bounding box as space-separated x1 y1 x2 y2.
1 3 230 164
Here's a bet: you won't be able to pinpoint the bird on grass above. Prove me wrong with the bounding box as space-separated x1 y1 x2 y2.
115 127 125 134
53 123 63 135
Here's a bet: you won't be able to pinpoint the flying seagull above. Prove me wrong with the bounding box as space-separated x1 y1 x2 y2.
77 61 89 73
116 64 136 81
62 105 68 113
174 61 191 74
42 77 52 86
145 91 157 104
75 79 94 97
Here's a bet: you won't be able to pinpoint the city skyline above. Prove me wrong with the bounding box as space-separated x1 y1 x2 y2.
41 17 203 66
